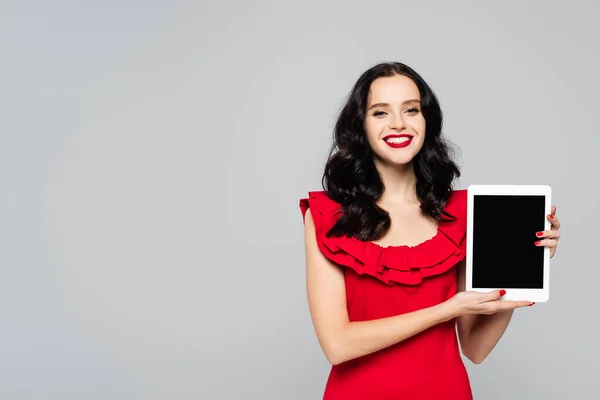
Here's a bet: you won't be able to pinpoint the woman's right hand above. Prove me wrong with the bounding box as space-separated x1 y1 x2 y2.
444 290 534 319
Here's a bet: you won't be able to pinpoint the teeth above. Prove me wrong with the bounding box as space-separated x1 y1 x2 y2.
385 137 411 144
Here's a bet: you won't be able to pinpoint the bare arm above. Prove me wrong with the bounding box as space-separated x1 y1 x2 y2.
304 209 454 365
455 259 522 364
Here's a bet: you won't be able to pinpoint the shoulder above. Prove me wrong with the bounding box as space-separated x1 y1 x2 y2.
448 188 467 203
438 189 467 248
444 189 467 218
299 190 342 223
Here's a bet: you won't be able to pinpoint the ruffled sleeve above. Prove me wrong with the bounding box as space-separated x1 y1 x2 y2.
299 190 467 286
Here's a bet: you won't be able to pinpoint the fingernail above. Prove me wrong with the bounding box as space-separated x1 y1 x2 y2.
535 241 541 245
499 289 506 296
529 302 535 306
548 215 554 220
536 231 543 237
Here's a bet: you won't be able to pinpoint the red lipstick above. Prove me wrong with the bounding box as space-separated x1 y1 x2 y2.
383 134 413 148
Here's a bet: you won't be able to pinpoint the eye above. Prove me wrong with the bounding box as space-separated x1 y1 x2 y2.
406 107 420 114
373 111 387 116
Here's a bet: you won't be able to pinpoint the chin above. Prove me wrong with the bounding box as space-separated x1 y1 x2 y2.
378 154 417 167
374 146 418 165
389 157 416 166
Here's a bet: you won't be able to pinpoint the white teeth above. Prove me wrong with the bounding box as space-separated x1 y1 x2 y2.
385 137 411 144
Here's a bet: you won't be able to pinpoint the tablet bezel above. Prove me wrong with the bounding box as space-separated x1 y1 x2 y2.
466 184 552 302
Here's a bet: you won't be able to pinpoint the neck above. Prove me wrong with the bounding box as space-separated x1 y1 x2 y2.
374 159 418 206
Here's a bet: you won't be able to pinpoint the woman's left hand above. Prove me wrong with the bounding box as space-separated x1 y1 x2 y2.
535 206 561 258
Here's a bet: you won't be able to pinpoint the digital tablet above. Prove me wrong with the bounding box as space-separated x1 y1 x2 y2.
466 185 552 302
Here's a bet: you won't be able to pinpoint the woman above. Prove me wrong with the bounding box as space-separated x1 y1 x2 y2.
299 62 561 399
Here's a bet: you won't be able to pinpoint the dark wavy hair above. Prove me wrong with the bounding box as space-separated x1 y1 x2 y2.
322 61 461 242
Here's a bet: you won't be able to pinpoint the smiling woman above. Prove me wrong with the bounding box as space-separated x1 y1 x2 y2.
299 61 561 399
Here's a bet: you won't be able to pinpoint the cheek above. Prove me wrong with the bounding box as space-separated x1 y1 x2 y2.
412 119 426 141
412 116 426 132
364 120 383 143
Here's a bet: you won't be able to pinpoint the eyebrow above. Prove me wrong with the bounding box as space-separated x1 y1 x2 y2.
368 99 421 110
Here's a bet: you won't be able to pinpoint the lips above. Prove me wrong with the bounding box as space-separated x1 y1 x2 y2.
383 134 414 149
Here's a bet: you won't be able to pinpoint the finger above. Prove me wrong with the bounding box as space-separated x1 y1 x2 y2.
535 238 558 248
548 212 561 230
476 299 533 315
535 230 561 240
483 289 506 302
494 300 534 311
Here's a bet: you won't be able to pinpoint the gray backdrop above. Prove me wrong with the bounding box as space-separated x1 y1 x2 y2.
1 0 597 399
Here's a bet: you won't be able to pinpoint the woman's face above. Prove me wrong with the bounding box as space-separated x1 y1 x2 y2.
364 74 426 166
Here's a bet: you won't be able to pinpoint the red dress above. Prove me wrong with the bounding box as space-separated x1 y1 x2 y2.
299 189 473 400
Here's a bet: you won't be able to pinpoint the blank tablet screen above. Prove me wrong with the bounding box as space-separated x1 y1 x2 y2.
472 195 545 289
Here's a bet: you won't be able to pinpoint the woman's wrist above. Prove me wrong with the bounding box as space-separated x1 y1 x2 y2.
437 299 460 322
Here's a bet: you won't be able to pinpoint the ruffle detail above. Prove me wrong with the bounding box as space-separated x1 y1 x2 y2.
299 190 467 286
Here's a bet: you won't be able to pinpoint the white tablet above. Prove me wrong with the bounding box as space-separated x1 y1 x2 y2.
466 185 552 302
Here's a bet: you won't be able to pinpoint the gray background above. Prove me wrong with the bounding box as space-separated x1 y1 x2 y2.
1 0 597 399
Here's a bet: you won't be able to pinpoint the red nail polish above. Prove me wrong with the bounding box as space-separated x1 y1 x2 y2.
528 302 535 306
536 231 543 237
548 215 554 220
535 241 541 245
499 290 506 296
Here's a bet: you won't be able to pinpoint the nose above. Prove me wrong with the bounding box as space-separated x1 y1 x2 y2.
388 113 406 130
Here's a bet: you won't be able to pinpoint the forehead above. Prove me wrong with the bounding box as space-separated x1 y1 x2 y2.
367 75 420 104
